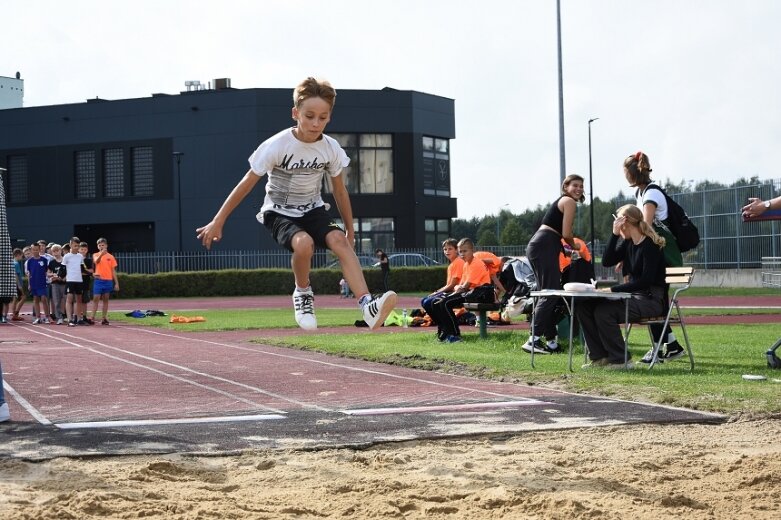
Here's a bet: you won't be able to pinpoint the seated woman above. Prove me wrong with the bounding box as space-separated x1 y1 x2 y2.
576 204 667 369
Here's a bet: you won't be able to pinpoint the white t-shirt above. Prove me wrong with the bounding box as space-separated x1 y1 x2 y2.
248 128 350 223
62 252 84 282
636 183 669 221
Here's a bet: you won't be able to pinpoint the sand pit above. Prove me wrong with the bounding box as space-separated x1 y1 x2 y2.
1 417 778 519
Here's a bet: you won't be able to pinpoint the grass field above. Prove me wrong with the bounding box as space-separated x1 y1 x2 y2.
108 298 781 415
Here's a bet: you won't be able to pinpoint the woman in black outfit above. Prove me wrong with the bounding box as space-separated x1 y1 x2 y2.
576 204 667 369
375 248 390 292
524 174 584 354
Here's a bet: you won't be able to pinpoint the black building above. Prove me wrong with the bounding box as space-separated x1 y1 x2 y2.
0 83 457 252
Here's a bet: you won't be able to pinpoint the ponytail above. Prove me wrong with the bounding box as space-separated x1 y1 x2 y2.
617 204 666 248
638 220 666 249
623 151 653 186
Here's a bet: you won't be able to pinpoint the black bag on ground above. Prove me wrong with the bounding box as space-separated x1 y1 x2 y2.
463 284 496 304
644 183 700 252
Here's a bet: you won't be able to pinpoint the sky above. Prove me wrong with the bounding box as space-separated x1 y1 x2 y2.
3 0 779 219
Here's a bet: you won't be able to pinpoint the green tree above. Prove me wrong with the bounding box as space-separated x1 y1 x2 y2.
477 229 498 247
500 219 527 245
452 217 480 241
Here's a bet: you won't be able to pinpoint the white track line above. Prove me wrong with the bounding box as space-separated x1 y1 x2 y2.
342 400 547 416
17 326 303 415
2 381 52 425
123 326 546 403
56 414 286 430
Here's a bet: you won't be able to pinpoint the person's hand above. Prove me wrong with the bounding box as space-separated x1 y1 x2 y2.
345 229 356 249
741 197 767 219
612 215 626 235
196 221 223 250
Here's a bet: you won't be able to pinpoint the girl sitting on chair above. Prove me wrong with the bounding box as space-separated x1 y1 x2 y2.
576 204 667 369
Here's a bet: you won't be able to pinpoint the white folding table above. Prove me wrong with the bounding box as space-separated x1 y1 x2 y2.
528 289 633 371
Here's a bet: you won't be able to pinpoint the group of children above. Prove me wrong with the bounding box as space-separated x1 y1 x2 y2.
421 238 505 343
1 237 119 326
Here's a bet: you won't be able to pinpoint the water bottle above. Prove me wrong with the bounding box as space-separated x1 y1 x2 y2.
402 308 408 328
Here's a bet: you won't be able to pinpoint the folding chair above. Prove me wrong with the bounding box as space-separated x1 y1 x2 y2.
627 266 696 370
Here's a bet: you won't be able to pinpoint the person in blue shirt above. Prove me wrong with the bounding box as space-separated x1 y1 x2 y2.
25 243 50 324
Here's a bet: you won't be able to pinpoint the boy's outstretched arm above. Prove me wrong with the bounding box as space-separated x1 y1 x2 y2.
196 169 260 250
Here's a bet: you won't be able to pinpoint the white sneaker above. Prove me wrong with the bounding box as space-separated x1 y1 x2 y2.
292 288 317 330
32 318 40 325
56 318 64 325
0 403 9 423
362 291 398 330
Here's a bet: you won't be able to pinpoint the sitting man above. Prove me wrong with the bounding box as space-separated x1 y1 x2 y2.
429 238 490 343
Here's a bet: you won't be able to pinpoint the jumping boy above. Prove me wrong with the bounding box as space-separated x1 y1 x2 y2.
196 77 396 330
90 238 119 325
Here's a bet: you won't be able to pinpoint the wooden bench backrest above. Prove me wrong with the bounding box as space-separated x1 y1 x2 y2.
665 266 694 286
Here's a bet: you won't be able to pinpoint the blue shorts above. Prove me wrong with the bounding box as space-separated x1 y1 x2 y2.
93 279 114 295
30 286 47 297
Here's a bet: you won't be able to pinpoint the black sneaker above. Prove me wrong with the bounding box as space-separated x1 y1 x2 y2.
522 338 551 355
662 342 685 360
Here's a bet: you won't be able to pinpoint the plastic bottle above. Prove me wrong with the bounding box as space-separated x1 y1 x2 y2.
402 308 408 328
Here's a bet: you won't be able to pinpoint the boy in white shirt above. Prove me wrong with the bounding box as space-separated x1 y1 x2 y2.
197 77 396 330
62 237 86 326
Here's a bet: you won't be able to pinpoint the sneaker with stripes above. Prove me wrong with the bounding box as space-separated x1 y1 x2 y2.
361 291 398 330
293 288 317 330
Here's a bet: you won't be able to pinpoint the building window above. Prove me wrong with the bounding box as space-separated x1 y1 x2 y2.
334 216 395 253
328 133 393 194
422 136 450 196
425 218 451 248
131 146 154 196
75 150 96 199
103 148 125 198
6 155 28 203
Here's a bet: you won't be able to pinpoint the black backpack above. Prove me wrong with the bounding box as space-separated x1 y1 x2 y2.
643 184 700 252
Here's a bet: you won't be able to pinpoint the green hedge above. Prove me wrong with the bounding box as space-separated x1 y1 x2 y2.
115 266 447 298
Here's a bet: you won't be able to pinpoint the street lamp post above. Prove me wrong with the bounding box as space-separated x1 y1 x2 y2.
557 0 566 183
173 152 184 252
587 118 599 252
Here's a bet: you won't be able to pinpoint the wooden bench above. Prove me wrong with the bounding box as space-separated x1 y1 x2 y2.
463 302 502 339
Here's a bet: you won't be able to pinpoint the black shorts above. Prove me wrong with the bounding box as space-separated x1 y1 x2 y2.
81 284 93 303
66 282 83 295
263 206 344 252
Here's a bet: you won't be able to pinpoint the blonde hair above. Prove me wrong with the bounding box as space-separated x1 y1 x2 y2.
293 77 336 109
624 151 652 187
561 174 585 202
616 204 665 248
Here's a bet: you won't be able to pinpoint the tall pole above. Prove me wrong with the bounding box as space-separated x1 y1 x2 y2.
557 0 566 183
587 118 599 251
173 152 184 252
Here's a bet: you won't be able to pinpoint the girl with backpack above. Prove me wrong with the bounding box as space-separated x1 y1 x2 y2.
623 151 685 362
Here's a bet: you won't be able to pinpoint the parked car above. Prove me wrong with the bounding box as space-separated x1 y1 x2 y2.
325 255 377 269
374 253 441 268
